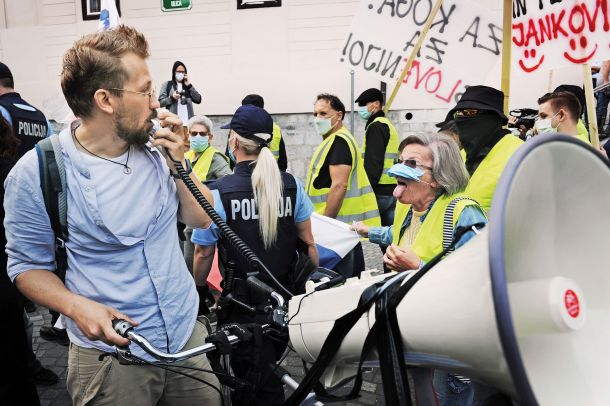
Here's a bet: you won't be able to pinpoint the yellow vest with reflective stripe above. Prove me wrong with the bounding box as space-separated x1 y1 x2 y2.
392 194 484 263
362 116 399 185
306 126 381 227
270 122 283 161
185 146 228 181
465 135 523 213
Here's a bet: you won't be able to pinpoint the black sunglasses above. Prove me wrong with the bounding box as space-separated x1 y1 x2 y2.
394 158 432 170
190 131 209 137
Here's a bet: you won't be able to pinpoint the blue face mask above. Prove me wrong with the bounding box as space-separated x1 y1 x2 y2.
227 136 236 162
189 135 209 153
358 106 372 120
387 163 425 182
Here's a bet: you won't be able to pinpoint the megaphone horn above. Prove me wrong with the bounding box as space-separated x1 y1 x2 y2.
289 135 610 405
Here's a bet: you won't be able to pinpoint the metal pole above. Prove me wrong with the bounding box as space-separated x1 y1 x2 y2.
350 69 355 135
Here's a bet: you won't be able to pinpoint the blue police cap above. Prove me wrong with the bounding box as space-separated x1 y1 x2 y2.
221 105 273 145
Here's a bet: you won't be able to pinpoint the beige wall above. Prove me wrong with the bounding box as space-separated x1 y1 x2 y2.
2 0 379 120
0 0 582 123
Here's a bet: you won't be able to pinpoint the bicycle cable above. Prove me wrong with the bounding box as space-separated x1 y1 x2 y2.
133 355 225 406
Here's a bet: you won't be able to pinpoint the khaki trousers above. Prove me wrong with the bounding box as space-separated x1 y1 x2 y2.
67 319 221 406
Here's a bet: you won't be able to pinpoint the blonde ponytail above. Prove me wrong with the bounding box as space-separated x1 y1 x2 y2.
235 134 283 249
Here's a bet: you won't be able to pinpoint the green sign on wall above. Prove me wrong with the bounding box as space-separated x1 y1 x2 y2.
162 0 192 12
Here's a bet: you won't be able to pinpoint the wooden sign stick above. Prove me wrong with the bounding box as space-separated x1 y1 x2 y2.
583 64 599 148
384 0 444 114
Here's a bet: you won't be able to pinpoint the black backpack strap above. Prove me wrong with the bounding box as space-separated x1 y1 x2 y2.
35 136 68 282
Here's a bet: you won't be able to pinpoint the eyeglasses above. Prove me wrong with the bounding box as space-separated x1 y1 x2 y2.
108 86 157 102
452 109 480 119
394 158 432 170
190 131 209 137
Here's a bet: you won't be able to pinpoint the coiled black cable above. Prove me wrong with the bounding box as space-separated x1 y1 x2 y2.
172 158 293 298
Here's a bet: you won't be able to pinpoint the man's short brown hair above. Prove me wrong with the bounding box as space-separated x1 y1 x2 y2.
537 91 582 122
61 25 150 118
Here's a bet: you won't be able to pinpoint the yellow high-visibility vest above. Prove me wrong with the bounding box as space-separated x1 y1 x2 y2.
185 146 228 181
305 126 381 227
270 122 283 161
576 119 591 144
362 116 399 185
392 195 484 263
465 135 523 213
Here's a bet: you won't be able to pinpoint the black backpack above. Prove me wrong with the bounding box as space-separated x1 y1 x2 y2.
34 136 68 282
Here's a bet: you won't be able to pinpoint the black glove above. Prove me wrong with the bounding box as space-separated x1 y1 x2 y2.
219 323 254 343
196 285 210 316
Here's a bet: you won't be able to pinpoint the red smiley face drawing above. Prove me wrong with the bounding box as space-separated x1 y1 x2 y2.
563 36 598 64
518 48 545 73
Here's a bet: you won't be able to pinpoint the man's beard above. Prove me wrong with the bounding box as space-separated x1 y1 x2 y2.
115 108 157 147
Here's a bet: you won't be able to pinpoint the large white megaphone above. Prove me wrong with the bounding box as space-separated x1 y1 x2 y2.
288 135 610 405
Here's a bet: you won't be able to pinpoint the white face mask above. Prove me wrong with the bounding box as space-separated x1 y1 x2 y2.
175 72 185 82
535 111 559 134
313 115 335 136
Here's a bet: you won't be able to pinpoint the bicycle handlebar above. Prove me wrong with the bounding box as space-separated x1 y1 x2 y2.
112 319 248 364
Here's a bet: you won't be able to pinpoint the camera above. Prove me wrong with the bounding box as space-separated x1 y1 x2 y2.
179 89 187 105
509 108 538 130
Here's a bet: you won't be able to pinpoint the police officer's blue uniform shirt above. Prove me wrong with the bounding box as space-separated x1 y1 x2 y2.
191 178 314 246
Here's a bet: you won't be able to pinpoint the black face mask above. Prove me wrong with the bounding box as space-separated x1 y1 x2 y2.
455 111 505 172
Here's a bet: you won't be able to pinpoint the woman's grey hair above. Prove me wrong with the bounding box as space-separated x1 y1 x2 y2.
187 115 213 132
399 132 469 195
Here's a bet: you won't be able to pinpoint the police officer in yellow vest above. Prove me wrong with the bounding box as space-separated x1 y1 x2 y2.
355 88 399 227
240 94 287 171
447 86 524 213
184 115 231 315
307 93 380 277
353 133 486 270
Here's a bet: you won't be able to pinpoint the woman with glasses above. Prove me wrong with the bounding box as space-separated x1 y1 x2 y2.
353 133 487 272
184 115 231 315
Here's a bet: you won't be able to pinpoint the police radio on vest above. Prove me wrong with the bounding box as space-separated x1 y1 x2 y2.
230 197 293 221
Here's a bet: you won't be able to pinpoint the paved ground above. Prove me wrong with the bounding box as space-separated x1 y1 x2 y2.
31 242 386 405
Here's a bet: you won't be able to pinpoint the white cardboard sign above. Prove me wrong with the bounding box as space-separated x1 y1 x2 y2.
341 0 503 107
512 0 610 74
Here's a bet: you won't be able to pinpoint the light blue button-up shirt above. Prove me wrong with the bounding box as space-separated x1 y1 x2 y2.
4 128 197 360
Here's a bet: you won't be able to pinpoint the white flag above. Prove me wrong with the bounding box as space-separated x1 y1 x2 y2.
98 0 121 32
311 213 360 270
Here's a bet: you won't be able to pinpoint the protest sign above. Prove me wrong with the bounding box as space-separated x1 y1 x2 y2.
512 0 610 74
341 0 503 107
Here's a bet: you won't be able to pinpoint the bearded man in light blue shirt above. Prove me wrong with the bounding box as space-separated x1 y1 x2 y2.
4 26 220 405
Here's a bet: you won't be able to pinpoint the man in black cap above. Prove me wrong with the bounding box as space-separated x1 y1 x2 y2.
445 85 523 213
241 94 287 171
355 88 399 228
0 63 68 362
0 62 51 158
0 61 59 387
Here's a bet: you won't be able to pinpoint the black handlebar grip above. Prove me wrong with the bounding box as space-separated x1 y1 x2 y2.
246 276 275 297
112 319 133 337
